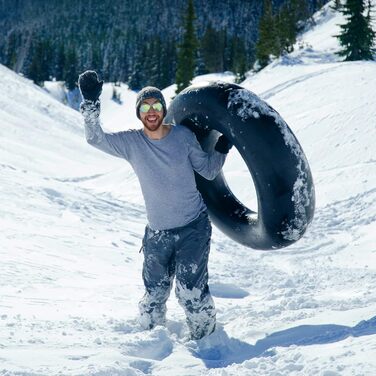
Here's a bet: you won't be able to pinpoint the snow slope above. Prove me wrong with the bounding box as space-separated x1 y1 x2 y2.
1 1 376 375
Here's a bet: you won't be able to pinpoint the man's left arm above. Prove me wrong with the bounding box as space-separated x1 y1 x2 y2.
188 132 232 180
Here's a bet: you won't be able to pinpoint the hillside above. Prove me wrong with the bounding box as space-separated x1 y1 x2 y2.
0 1 376 375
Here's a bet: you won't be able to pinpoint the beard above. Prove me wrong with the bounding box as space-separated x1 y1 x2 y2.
141 114 164 132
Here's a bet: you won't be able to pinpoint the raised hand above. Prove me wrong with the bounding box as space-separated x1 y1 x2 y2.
78 70 103 102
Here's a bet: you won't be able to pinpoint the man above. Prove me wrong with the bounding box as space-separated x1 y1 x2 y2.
78 70 232 340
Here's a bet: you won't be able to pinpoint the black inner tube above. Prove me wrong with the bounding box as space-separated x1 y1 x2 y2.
165 82 315 250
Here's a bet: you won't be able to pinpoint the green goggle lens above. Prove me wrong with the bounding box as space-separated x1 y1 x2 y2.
140 102 163 113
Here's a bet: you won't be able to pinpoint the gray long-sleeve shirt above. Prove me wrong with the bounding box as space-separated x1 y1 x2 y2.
81 100 226 230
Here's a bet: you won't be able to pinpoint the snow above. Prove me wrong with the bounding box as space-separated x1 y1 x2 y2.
1 1 376 374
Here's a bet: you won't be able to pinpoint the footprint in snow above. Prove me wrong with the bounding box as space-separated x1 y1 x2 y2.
129 359 153 374
120 327 173 361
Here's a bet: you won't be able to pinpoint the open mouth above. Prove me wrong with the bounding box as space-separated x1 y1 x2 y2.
146 115 158 123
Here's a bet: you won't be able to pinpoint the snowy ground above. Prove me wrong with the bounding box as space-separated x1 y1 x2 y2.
1 2 376 375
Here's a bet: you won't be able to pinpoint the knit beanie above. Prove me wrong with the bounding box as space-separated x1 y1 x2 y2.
136 86 167 119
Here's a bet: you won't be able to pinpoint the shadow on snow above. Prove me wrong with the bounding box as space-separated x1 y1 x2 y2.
188 315 376 368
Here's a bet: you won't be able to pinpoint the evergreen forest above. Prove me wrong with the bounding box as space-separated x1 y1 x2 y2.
0 0 343 91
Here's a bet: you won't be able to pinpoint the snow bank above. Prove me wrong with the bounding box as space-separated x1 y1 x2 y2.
1 1 376 374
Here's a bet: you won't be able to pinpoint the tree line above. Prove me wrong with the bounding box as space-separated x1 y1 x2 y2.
255 0 375 69
4 15 250 94
1 0 257 93
256 0 311 68
2 0 372 96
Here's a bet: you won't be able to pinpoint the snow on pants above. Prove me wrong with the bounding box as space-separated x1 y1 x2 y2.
139 210 216 340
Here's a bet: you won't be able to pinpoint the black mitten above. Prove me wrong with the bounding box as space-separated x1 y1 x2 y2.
215 134 233 154
78 70 103 102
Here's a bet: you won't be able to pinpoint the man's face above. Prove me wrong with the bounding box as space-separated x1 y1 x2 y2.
140 98 164 132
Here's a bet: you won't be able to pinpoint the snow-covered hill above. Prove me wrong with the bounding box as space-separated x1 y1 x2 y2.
1 2 376 375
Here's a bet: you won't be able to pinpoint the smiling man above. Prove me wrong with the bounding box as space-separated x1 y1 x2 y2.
78 70 232 340
139 97 168 135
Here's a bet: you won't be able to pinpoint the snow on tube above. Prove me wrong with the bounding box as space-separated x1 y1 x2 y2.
164 81 315 250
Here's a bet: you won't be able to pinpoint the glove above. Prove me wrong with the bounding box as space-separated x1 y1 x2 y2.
215 134 233 154
78 70 103 102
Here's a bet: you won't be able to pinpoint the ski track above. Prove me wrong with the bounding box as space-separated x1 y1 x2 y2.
260 63 345 101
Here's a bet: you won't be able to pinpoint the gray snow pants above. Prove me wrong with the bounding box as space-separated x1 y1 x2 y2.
139 210 216 340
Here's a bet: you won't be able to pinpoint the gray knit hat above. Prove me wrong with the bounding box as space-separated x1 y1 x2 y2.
136 86 167 119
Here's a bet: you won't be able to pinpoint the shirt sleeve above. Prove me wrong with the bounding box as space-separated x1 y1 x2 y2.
186 129 227 181
80 100 131 161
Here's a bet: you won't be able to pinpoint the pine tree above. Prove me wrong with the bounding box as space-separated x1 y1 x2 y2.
276 3 297 54
165 39 177 87
28 41 44 86
175 0 198 94
41 39 53 81
195 49 209 76
222 28 232 72
159 41 173 89
128 46 145 91
5 31 18 69
200 23 225 73
274 0 310 56
336 0 375 61
230 36 247 82
255 0 280 69
292 0 310 32
28 39 51 86
55 43 65 81
64 46 79 90
91 44 102 74
149 38 161 87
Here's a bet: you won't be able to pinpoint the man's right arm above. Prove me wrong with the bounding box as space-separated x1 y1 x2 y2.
80 100 130 160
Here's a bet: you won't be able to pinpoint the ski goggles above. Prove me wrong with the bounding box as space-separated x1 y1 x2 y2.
139 102 163 113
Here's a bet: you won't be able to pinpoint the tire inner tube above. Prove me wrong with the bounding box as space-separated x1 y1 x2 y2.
165 82 315 250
